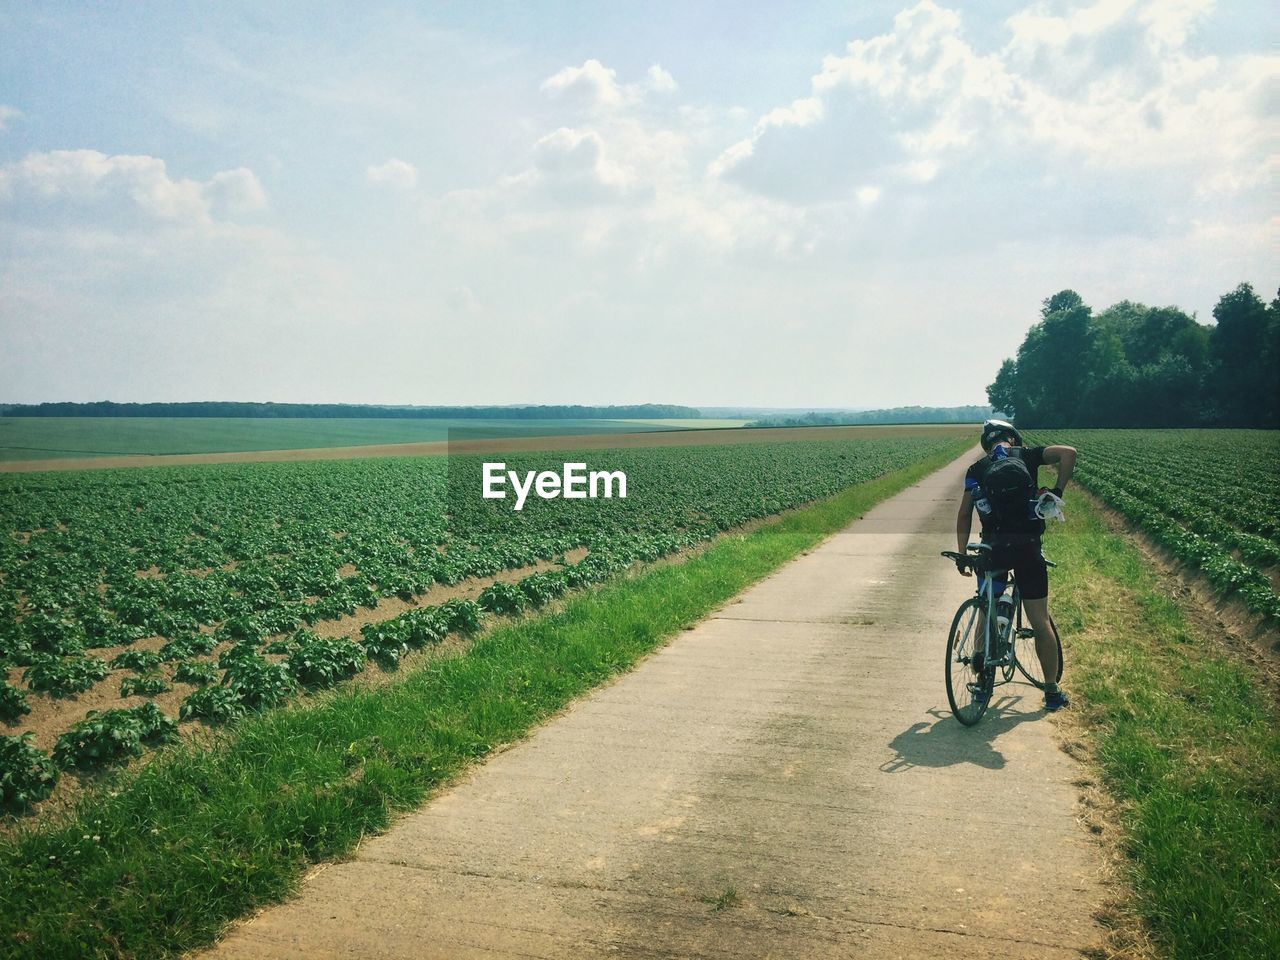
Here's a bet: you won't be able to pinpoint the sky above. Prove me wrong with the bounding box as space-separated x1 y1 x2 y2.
0 0 1275 408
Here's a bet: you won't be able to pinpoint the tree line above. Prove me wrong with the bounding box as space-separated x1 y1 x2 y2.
987 282 1280 428
748 405 1002 428
0 402 701 421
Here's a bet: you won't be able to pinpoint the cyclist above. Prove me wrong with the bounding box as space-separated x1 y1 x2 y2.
955 419 1076 712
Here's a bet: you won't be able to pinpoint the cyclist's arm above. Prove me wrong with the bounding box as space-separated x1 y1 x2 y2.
956 489 974 554
1041 445 1077 494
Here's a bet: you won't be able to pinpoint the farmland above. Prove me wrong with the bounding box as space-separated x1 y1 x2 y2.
0 421 967 474
1026 429 1280 624
0 416 740 462
0 433 970 815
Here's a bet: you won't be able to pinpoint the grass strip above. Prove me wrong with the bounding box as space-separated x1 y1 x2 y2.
0 441 970 959
1045 493 1280 960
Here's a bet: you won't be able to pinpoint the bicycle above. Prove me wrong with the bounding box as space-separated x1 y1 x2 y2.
938 543 1064 726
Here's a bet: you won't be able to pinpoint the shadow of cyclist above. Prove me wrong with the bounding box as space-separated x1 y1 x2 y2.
879 696 1044 773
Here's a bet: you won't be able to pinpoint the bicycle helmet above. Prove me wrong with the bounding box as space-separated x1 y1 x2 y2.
980 418 1023 451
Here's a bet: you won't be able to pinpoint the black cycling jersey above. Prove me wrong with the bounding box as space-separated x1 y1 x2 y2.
964 445 1047 545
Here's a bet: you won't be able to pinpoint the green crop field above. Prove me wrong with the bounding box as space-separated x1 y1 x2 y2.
613 418 750 429
0 433 969 815
1026 429 1280 623
0 417 729 461
1024 430 1280 959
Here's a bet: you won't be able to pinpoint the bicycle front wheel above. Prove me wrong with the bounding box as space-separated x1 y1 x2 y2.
946 597 992 726
1014 614 1064 689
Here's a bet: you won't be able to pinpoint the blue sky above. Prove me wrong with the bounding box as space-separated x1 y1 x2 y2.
1 1 1275 406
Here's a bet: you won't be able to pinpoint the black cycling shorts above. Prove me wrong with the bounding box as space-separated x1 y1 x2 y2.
978 540 1049 601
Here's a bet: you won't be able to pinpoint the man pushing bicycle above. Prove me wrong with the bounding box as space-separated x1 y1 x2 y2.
955 419 1076 712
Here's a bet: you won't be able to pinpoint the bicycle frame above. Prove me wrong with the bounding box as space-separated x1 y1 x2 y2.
978 566 1017 677
950 545 1019 685
941 544 1063 722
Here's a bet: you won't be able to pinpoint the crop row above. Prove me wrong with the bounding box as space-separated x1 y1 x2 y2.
1027 429 1280 622
1 436 968 813
1075 462 1280 566
1083 457 1280 545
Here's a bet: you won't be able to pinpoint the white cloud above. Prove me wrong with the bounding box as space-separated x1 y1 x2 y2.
713 0 1277 208
1005 0 1212 55
1005 0 1138 52
1137 0 1214 48
645 64 678 93
366 158 419 190
342 19 1275 321
900 158 939 183
2 4 1272 410
437 62 698 215
532 127 631 198
541 59 680 111
706 139 750 179
430 69 813 273
0 148 357 403
419 6 1271 303
709 95 828 180
533 127 604 173
207 168 268 216
473 59 784 252
0 150 269 226
422 52 823 282
0 105 21 133
711 2 1017 199
541 59 626 108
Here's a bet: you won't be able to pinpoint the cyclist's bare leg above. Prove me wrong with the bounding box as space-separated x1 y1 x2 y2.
1022 597 1059 681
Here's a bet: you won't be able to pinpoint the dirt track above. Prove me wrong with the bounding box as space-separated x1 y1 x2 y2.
202 452 1105 959
0 425 968 473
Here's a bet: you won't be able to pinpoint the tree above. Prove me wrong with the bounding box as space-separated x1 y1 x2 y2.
986 359 1019 420
987 281 1273 429
1083 301 1211 425
1263 290 1280 427
1209 283 1275 426
1042 290 1084 316
1015 291 1095 425
1122 305 1206 370
1078 326 1128 426
1130 356 1203 426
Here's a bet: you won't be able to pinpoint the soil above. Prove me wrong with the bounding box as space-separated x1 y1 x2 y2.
2 549 591 822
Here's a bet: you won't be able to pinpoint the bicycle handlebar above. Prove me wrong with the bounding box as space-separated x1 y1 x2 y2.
940 549 980 573
939 546 1057 573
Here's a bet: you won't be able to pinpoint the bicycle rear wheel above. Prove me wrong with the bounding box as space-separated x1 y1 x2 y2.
946 597 992 726
1014 614 1064 689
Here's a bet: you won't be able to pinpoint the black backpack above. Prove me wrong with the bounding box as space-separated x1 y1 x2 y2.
980 449 1035 528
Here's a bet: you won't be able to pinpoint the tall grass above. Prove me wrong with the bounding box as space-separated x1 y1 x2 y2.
1046 495 1280 959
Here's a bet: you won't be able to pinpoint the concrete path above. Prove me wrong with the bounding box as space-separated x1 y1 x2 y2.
205 452 1105 959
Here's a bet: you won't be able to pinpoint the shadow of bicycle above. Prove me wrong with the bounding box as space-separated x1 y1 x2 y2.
879 695 1044 773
